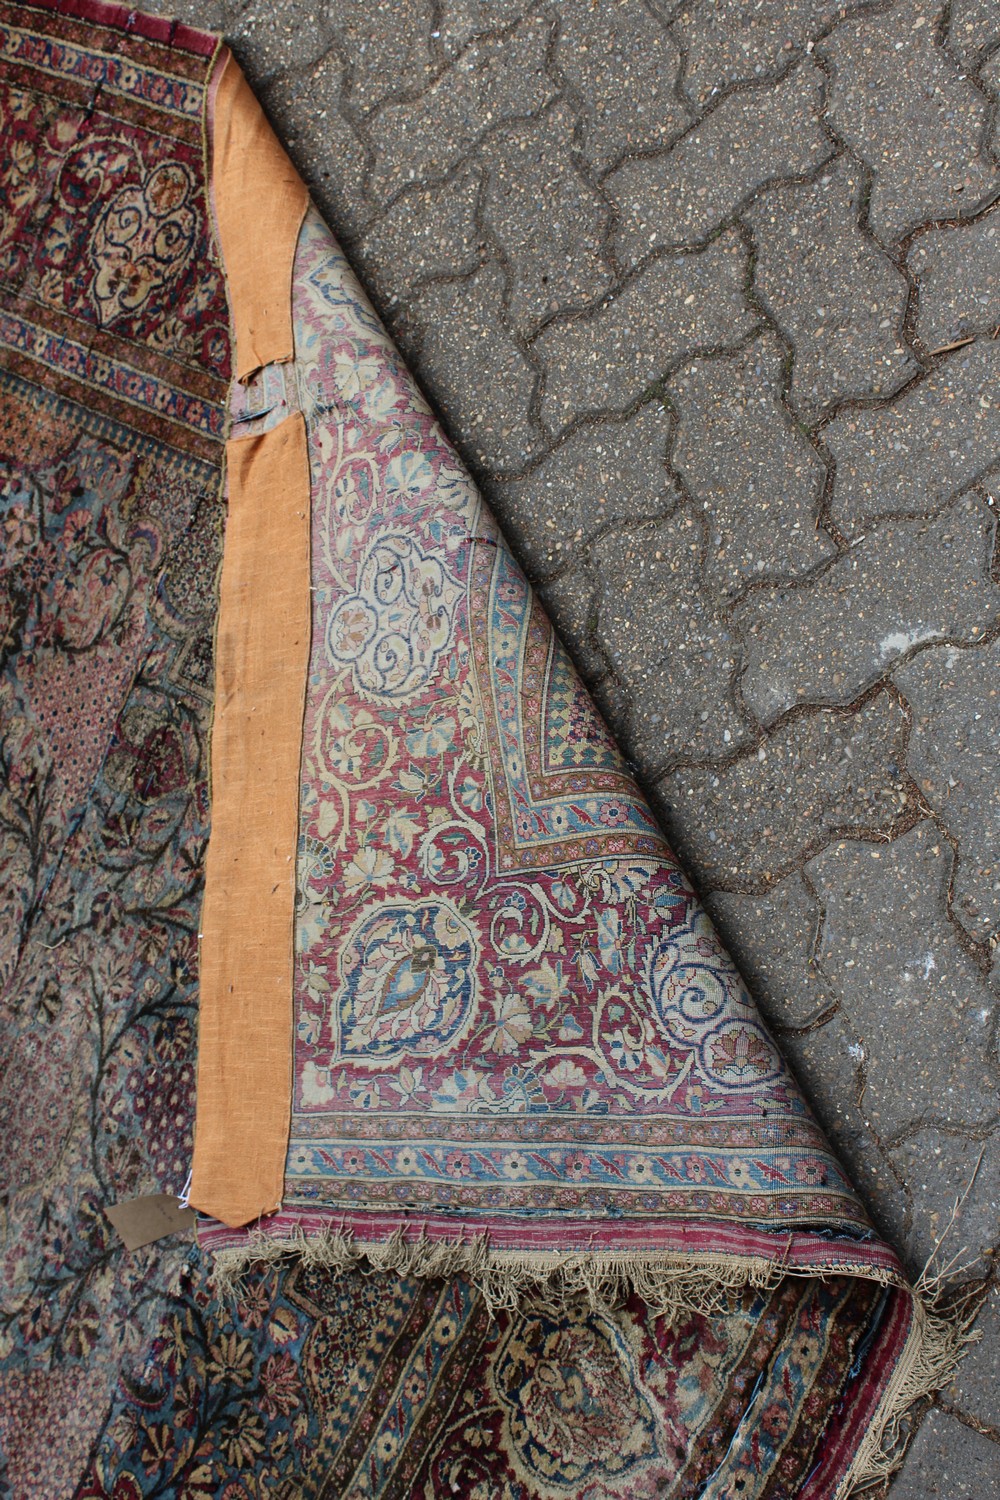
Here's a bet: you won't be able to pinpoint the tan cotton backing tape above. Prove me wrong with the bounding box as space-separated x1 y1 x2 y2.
212 53 308 382
189 52 313 1227
190 413 311 1226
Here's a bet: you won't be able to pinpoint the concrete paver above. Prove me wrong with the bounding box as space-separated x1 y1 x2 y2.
665 331 834 601
825 343 1000 535
891 1408 1000 1497
819 0 1000 245
805 823 999 1142
734 498 1000 721
555 0 691 172
910 214 1000 351
746 156 917 418
609 61 832 261
535 228 754 434
894 637 1000 941
660 691 912 889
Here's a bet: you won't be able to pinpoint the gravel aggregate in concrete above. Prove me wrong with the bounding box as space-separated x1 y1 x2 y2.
894 636 1000 941
825 342 1000 535
746 155 917 417
910 211 1000 351
660 691 912 889
555 0 692 172
734 498 1000 721
890 1128 1000 1271
806 822 999 1142
491 401 679 577
535 229 754 432
666 331 834 601
819 0 1000 245
891 1407 1000 1498
609 60 832 261
593 512 754 768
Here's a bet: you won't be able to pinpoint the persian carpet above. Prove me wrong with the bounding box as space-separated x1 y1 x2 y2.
0 2 976 1496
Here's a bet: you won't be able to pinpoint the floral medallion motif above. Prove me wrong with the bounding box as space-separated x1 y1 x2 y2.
333 899 480 1065
490 1304 661 1491
326 530 462 700
89 161 197 327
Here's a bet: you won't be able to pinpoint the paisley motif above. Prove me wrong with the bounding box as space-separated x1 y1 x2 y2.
332 899 479 1065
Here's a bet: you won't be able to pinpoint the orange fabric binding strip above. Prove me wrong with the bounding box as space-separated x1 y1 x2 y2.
190 51 312 1226
190 414 311 1226
211 53 308 382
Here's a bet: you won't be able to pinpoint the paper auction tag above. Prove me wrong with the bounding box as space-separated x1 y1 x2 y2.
105 1194 196 1251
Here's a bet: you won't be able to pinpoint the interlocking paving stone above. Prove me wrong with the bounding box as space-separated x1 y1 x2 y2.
734 497 1000 722
746 156 917 418
479 103 614 333
819 0 1000 246
665 332 834 601
226 0 339 77
668 0 875 106
825 341 1000 536
894 637 1000 941
946 0 1000 70
778 1013 910 1246
910 213 1000 351
535 562 608 683
440 0 535 51
555 0 691 173
891 1407 1000 1499
490 403 679 578
890 1129 1000 1282
355 166 485 300
948 1283 1000 1430
366 13 556 203
592 514 753 768
703 873 839 1029
806 822 1000 1142
325 0 438 118
411 262 543 472
609 61 832 263
535 229 755 432
983 43 1000 100
659 692 912 890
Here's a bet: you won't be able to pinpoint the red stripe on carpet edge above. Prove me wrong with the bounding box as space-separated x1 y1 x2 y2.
198 1207 906 1279
17 0 218 56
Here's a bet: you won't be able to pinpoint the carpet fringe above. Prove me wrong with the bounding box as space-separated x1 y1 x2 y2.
209 1223 900 1321
837 1270 985 1497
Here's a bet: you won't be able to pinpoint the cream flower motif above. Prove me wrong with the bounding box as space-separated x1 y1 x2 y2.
728 1158 753 1190
342 847 394 895
546 1058 588 1090
484 993 533 1055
